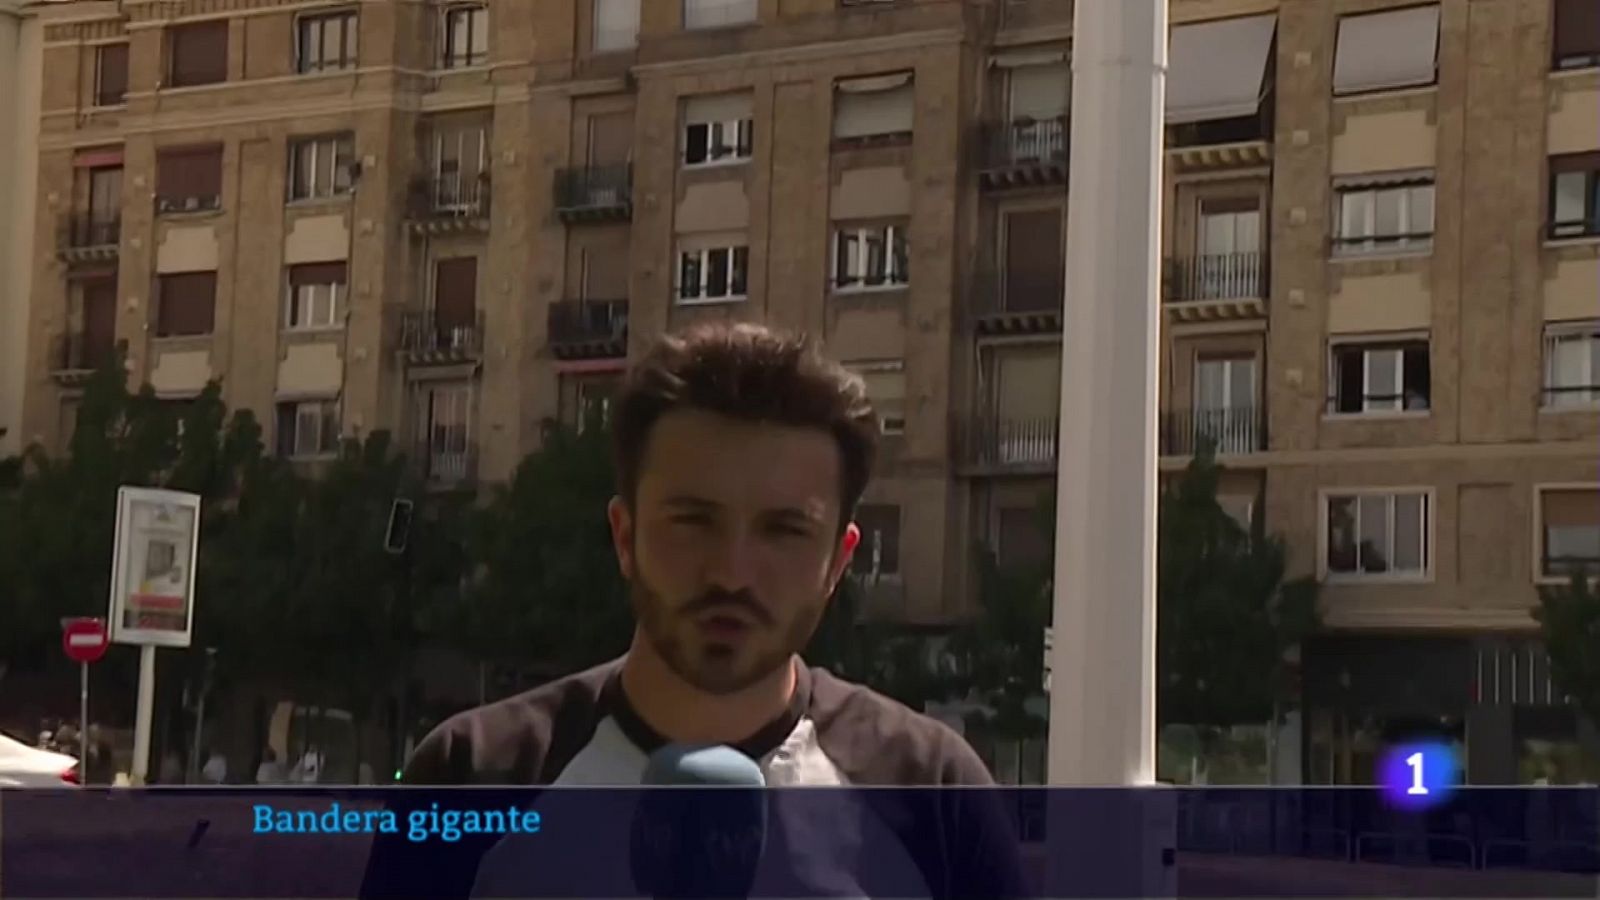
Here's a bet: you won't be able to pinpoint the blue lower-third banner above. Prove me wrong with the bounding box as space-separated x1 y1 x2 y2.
2 787 1597 898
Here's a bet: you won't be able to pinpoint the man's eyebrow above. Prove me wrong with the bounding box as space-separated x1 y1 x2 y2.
765 506 825 525
660 495 720 510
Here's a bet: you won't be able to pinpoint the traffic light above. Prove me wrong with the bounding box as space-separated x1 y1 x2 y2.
384 499 414 555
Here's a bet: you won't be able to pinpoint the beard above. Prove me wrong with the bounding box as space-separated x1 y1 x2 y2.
629 559 826 696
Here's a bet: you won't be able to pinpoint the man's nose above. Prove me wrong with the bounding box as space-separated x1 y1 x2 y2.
703 528 760 593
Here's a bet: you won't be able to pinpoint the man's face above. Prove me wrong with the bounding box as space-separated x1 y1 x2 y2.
608 409 860 695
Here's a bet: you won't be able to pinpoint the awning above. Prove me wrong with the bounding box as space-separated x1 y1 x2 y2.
990 49 1066 68
836 72 913 94
683 91 751 123
1333 4 1440 95
1332 168 1434 190
74 147 124 168
1165 14 1277 124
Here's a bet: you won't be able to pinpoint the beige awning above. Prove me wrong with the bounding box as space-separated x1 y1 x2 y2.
834 79 915 139
1333 4 1440 95
1165 14 1277 124
836 72 913 94
683 91 752 123
991 49 1066 68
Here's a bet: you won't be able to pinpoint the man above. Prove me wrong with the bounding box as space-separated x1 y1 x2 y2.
363 323 1028 896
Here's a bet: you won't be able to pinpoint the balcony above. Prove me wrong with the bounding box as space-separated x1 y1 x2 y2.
1163 252 1268 321
1167 110 1273 173
554 165 632 223
1159 407 1265 459
155 193 222 216
48 332 118 385
978 117 1068 191
412 440 479 490
968 265 1063 335
57 215 120 265
406 174 491 235
954 415 1059 475
548 299 628 360
398 310 484 367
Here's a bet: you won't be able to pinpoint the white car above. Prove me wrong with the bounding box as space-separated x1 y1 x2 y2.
0 732 80 787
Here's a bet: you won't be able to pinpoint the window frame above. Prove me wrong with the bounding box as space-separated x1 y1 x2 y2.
1542 321 1600 409
1534 483 1600 584
832 222 911 293
850 503 903 579
1548 156 1600 240
166 19 229 89
284 264 348 332
288 133 356 202
682 118 754 168
276 398 342 460
94 43 130 107
155 271 218 338
675 244 750 304
155 144 225 214
1327 335 1432 416
1332 176 1436 256
441 4 490 70
1553 0 1600 71
1319 488 1435 583
295 9 359 74
592 0 641 51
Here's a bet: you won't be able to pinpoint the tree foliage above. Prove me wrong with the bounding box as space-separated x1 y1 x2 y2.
1157 448 1320 731
1535 571 1600 729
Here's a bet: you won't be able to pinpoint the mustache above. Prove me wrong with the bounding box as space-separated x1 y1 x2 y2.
683 589 773 625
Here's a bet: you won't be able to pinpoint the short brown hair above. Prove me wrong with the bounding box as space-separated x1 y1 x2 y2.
611 322 879 531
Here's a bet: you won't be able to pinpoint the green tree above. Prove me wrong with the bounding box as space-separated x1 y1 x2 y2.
452 418 631 681
1157 447 1320 777
1534 571 1600 732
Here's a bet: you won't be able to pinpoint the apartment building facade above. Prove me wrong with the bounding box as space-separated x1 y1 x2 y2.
17 0 1600 783
1 0 43 459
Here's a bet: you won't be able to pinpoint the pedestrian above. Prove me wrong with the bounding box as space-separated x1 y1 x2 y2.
254 747 285 785
361 322 1028 898
84 724 115 785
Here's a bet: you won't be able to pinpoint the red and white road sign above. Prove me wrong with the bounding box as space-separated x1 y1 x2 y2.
62 617 110 664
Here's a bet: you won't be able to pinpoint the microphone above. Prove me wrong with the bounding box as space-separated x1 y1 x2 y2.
630 744 769 899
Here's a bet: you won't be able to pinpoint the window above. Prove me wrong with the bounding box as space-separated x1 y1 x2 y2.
848 364 907 436
1539 487 1600 580
289 134 355 201
1332 4 1439 95
442 4 489 69
593 0 640 51
850 504 901 577
682 93 753 167
156 272 217 337
296 10 357 73
155 145 223 213
833 223 909 291
568 379 617 433
1549 153 1600 239
276 400 341 459
1333 176 1434 255
1554 0 1600 70
1544 323 1600 408
95 44 129 106
87 165 123 229
167 19 229 88
684 0 758 30
1194 355 1259 454
430 123 489 209
285 263 347 330
417 384 473 480
833 74 915 143
677 244 749 303
1325 491 1431 579
1329 338 1431 414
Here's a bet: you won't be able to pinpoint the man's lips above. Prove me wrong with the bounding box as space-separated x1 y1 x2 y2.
697 612 756 638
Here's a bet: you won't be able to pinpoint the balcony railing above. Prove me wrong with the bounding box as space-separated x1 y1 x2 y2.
408 173 490 222
1548 218 1600 241
50 332 117 375
398 309 484 362
548 299 628 358
61 214 121 251
553 165 632 221
1160 407 1265 457
1165 252 1268 303
155 193 221 215
956 415 1060 470
412 439 479 487
980 117 1068 188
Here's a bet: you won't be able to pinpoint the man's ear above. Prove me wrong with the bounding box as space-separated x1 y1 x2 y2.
828 521 861 592
607 495 634 580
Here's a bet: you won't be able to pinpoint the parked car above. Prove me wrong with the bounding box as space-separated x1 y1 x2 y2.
0 732 79 787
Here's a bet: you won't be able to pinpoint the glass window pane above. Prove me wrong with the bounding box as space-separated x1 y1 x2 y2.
1358 495 1391 574
1554 172 1587 224
1328 497 1357 572
1229 358 1255 409
706 248 729 297
1366 349 1400 408
1340 192 1371 239
471 10 488 59
344 16 358 64
1410 186 1434 234
1195 360 1225 410
321 19 340 67
1373 188 1403 237
731 247 748 295
1393 494 1424 572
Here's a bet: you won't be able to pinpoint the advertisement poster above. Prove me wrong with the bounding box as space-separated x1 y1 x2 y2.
108 486 201 647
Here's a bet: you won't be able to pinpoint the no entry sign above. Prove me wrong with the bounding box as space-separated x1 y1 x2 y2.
62 617 110 664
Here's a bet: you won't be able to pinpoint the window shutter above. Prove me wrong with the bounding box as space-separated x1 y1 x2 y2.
158 272 217 336
433 257 478 329
289 261 347 287
171 20 229 86
834 78 915 139
1551 151 1600 174
1543 489 1600 529
1003 209 1063 311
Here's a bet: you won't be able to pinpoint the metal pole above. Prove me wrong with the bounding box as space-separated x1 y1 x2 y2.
190 671 208 784
1048 0 1166 787
131 644 156 785
78 662 89 780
